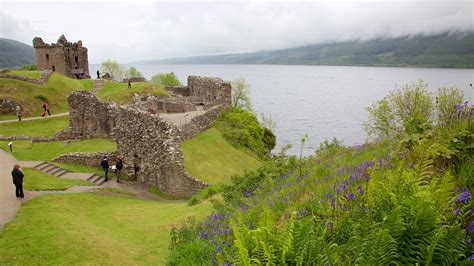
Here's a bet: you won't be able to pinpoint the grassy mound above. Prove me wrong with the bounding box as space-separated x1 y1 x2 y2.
182 128 261 184
7 70 42 79
22 168 92 190
98 80 168 104
0 115 69 136
0 192 212 264
0 138 116 161
0 72 93 118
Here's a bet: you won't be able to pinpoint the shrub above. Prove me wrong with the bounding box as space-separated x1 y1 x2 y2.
19 64 37 70
215 108 269 157
151 72 182 87
436 87 464 127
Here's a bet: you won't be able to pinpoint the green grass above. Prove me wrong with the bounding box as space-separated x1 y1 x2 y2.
98 80 168 104
0 192 212 264
0 138 116 161
22 168 92 190
53 162 105 177
0 72 94 117
0 115 69 136
182 127 261 184
148 187 188 200
7 70 42 79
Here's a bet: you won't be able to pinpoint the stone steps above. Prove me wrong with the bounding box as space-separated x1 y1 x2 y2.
33 162 104 185
92 79 105 94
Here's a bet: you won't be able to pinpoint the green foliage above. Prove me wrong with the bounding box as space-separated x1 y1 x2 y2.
263 128 276 153
151 72 182 87
436 87 465 127
231 78 253 112
215 108 274 158
126 66 143 78
100 59 126 81
0 115 69 137
19 64 37 70
365 80 455 138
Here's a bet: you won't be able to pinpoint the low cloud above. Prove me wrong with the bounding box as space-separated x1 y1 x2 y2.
1 1 472 63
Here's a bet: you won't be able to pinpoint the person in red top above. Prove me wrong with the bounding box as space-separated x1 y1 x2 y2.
42 100 51 116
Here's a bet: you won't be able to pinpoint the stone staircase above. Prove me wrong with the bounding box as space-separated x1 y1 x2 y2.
92 79 105 94
34 162 68 177
33 162 106 186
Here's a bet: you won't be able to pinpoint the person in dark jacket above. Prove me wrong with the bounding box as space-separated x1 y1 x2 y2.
11 164 24 199
115 155 124 183
101 156 109 182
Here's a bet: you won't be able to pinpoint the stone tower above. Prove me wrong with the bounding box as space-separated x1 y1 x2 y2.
32 35 90 79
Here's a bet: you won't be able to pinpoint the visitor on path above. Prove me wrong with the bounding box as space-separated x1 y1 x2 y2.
115 155 123 183
101 156 109 182
128 79 132 89
16 105 22 121
11 164 24 199
97 70 100 79
42 100 51 116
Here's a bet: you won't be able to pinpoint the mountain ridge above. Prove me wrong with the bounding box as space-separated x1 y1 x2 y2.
0 38 35 68
133 32 474 68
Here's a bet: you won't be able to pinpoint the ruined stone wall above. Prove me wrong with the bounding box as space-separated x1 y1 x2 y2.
0 70 52 85
179 105 227 140
188 76 232 106
53 152 116 168
33 35 90 79
114 108 207 196
67 92 117 138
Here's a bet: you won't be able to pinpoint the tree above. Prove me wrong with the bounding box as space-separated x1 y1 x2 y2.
127 67 143 78
232 78 253 112
100 59 125 81
151 72 182 86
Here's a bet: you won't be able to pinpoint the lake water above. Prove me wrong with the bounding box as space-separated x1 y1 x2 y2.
93 64 474 155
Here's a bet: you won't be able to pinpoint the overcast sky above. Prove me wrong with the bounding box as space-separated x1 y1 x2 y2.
1 0 472 63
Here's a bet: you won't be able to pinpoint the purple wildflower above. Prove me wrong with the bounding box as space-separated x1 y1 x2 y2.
467 237 472 246
456 187 471 204
297 208 309 219
409 163 414 169
454 208 460 215
465 101 469 106
469 254 474 261
347 192 356 201
469 221 474 234
336 187 341 194
325 192 331 197
455 104 462 111
330 197 335 206
357 185 364 195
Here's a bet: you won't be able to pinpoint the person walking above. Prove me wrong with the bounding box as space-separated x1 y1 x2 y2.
97 70 100 79
11 164 24 199
16 105 22 121
101 156 109 182
128 79 132 89
115 155 124 183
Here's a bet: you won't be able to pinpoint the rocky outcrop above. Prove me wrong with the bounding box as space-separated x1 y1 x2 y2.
0 98 18 115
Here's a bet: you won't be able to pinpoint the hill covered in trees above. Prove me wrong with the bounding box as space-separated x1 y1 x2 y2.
138 32 474 68
0 38 35 68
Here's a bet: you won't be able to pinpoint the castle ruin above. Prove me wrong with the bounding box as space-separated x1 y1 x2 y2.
62 76 232 196
33 35 90 79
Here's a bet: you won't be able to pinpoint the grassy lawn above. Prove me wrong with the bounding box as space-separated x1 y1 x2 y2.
0 115 69 136
53 162 105 176
182 128 261 184
22 168 92 190
0 138 116 161
98 80 168 104
0 192 212 264
0 72 93 117
7 70 42 79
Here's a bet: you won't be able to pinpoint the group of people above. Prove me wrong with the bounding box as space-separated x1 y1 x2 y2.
10 155 125 200
96 70 132 88
13 100 51 122
100 155 124 183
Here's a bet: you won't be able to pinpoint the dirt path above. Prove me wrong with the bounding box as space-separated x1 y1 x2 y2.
0 112 69 124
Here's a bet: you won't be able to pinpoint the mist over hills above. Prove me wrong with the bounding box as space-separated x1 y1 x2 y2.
0 38 35 68
135 32 474 68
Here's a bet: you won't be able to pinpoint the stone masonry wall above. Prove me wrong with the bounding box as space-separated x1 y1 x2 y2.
53 152 116 167
179 105 227 140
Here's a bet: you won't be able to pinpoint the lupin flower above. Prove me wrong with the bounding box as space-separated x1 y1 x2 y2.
347 192 356 201
456 187 471 204
357 185 364 195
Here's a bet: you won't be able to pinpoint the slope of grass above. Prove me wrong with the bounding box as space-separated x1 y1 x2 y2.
0 72 93 118
22 168 92 190
182 127 261 184
0 192 212 264
98 80 168 104
0 138 116 161
7 70 42 79
0 115 69 136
